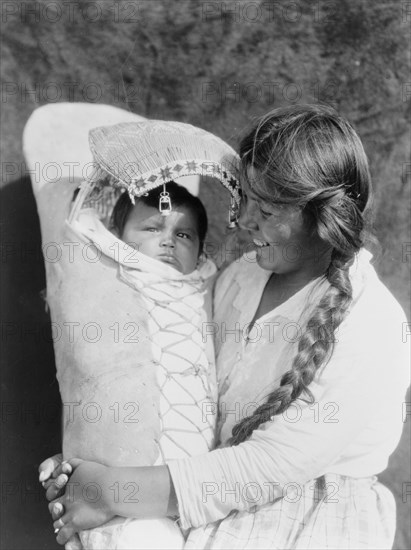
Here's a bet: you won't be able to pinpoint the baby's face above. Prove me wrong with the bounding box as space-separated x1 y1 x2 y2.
121 202 200 274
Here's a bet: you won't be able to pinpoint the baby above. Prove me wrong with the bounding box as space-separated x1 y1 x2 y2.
111 182 206 276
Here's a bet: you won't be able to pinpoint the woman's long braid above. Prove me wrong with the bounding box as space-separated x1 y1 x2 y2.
229 104 371 446
230 250 354 445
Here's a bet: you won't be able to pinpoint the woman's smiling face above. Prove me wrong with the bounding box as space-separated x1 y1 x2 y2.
121 202 200 274
238 168 326 275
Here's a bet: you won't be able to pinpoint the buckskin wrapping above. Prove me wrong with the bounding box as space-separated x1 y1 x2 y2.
36 178 161 467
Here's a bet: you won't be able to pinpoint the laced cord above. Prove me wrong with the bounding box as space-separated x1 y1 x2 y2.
119 270 217 462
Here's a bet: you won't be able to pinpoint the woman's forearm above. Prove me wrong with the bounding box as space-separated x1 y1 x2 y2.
102 465 178 519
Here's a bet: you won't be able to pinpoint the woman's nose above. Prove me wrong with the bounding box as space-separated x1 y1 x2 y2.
238 199 259 231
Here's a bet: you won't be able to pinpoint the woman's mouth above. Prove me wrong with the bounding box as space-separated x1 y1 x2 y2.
253 238 270 248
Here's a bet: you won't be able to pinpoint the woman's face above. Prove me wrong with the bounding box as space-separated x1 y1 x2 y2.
238 168 327 275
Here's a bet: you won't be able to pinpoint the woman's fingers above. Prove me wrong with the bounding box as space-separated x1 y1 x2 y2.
66 458 84 470
38 454 63 483
53 516 66 532
54 515 75 546
39 455 72 487
42 462 72 489
48 500 64 520
56 524 75 546
61 462 73 475
43 458 80 493
45 474 69 502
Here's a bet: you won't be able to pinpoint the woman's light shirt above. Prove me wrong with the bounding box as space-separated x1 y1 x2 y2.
168 249 410 528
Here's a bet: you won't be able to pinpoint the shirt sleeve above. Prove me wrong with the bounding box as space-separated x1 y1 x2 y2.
168 302 410 529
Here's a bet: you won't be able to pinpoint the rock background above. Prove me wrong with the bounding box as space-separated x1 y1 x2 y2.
1 1 410 548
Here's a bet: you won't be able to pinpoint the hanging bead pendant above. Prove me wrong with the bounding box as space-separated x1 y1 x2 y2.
159 184 172 216
227 195 239 228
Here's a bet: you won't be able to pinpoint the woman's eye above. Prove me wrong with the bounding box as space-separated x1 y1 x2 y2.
260 208 272 218
145 227 158 232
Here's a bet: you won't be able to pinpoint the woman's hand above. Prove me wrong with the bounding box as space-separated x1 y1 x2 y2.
48 460 178 545
39 453 63 483
51 459 115 545
39 453 74 501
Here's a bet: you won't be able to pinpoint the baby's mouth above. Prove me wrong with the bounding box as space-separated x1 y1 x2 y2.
158 254 180 269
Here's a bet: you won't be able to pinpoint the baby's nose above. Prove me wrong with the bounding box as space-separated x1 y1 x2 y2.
160 232 175 247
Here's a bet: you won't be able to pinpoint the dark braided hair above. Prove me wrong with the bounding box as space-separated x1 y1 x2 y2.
230 104 373 446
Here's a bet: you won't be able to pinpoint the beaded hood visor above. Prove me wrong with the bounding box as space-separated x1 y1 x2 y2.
69 120 241 227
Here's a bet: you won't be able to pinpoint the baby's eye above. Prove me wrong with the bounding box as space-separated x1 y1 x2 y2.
145 227 159 232
177 232 192 240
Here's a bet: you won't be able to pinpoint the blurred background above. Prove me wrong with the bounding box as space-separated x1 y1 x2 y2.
1 1 410 548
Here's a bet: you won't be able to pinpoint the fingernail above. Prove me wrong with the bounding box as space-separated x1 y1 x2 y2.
39 471 47 482
57 474 68 486
54 528 59 534
62 463 72 474
54 502 63 513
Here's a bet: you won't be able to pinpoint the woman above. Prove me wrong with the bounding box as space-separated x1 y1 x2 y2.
41 104 410 549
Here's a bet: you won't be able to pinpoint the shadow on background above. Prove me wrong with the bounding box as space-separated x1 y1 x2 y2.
0 175 410 549
1 176 61 550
